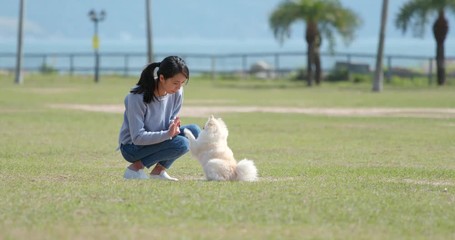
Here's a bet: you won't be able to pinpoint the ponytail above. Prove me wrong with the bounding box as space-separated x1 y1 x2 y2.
131 62 160 103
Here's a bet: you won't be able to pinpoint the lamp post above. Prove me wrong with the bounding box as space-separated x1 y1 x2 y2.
88 9 106 83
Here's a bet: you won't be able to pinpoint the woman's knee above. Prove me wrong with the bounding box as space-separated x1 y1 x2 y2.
120 144 138 162
173 136 190 154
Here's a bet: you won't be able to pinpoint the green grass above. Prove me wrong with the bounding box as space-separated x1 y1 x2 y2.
0 74 454 239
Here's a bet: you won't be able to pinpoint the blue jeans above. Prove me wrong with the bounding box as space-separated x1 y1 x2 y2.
120 124 200 169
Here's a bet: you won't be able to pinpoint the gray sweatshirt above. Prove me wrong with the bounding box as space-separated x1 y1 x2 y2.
118 87 183 146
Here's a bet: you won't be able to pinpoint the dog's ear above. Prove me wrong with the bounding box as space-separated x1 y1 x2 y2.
205 115 216 128
206 120 215 129
217 118 227 128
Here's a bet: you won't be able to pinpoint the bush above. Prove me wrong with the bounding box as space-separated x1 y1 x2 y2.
39 63 58 74
351 73 370 84
293 67 307 81
325 68 349 82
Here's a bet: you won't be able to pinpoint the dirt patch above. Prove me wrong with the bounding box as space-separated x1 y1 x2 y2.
25 88 79 94
49 104 123 114
384 178 454 187
49 104 455 118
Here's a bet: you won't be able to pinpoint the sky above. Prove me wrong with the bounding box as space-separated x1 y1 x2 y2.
0 0 454 55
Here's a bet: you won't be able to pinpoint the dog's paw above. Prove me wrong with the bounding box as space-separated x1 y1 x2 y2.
183 128 194 138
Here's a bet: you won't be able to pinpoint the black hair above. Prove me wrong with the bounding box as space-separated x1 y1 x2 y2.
131 56 189 103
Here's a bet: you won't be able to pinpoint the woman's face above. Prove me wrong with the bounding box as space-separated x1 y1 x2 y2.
159 73 187 94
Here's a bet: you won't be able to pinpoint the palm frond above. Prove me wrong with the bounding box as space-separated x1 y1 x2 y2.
317 0 361 51
269 1 301 44
395 0 455 37
269 0 361 51
444 0 455 13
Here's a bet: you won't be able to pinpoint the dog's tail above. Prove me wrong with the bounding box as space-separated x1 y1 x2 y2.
235 159 258 181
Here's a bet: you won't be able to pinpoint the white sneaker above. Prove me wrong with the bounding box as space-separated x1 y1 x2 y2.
124 168 149 180
150 170 179 181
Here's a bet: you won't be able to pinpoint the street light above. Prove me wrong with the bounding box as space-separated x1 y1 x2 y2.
88 9 106 83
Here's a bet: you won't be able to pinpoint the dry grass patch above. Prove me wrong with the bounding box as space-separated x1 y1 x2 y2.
48 104 455 118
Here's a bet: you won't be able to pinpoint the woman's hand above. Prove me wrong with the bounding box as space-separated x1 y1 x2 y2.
169 117 181 138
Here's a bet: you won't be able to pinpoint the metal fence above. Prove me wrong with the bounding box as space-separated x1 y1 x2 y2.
0 51 454 84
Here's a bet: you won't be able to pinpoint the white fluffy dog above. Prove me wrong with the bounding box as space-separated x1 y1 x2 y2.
184 115 258 181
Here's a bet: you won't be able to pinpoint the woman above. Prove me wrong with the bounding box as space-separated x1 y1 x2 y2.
118 56 200 181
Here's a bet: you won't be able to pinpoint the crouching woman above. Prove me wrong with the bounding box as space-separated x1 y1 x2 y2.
118 56 200 181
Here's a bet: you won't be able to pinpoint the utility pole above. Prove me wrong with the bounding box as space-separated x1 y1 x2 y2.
15 0 25 84
88 10 106 83
146 0 153 63
373 0 389 92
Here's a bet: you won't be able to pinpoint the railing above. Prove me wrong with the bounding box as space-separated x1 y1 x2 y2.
0 51 453 84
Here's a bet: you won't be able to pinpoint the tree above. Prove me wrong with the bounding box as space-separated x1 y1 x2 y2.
395 0 455 86
373 0 389 92
269 0 361 86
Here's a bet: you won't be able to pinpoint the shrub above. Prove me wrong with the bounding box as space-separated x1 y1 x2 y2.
39 63 58 74
325 68 349 82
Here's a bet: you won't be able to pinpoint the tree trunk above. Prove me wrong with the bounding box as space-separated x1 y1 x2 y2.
435 40 445 86
373 0 388 92
314 33 322 85
433 10 448 86
307 43 314 86
305 21 318 86
314 51 321 85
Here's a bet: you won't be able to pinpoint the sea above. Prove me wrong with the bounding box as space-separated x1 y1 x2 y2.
1 37 454 76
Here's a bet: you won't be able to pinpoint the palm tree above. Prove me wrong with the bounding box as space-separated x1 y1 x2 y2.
395 0 455 86
269 0 361 86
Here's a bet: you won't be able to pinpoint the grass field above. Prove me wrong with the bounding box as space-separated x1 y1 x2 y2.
0 74 454 239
